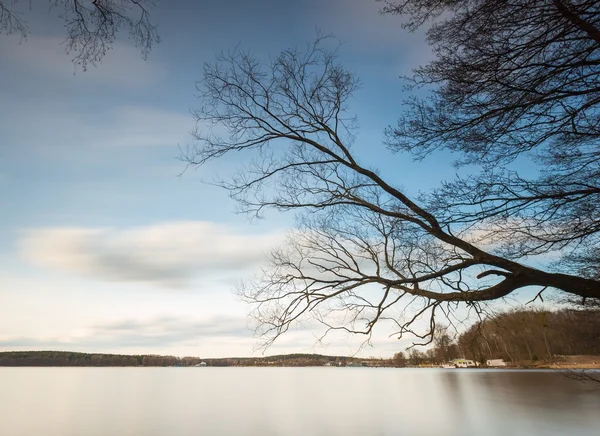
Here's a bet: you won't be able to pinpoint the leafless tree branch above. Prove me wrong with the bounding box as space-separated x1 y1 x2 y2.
184 37 600 348
1 0 159 69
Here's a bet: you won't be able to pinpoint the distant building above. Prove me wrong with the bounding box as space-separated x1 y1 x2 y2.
486 359 507 367
451 358 477 368
194 362 207 367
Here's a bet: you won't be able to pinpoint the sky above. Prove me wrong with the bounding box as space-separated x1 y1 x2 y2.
0 0 516 358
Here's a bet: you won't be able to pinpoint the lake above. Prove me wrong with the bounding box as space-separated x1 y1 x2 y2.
1 368 599 435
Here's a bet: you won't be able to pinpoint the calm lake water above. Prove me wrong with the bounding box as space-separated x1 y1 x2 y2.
1 368 599 436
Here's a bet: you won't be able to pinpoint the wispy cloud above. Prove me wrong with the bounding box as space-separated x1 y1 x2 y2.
0 35 166 88
0 314 330 357
0 313 401 357
89 315 252 342
0 314 253 353
19 221 284 288
87 105 194 148
2 104 193 153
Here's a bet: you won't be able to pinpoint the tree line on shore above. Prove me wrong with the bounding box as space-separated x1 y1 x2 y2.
394 308 600 366
0 351 372 367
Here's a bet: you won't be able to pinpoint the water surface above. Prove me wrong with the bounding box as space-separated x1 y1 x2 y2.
1 368 599 435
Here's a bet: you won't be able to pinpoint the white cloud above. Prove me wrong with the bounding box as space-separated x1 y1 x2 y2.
19 221 284 288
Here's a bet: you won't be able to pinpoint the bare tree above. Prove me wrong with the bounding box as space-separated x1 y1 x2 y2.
381 0 600 283
0 0 159 69
456 307 600 383
184 38 600 349
0 1 27 36
433 324 458 362
392 351 407 367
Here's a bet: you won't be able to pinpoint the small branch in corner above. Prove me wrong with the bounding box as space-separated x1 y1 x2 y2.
526 286 548 305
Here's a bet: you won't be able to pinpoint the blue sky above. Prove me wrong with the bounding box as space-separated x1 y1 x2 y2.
0 0 488 358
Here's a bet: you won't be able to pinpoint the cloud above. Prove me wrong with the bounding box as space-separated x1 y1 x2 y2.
0 313 403 357
89 106 194 148
0 35 166 88
0 314 331 357
89 315 252 343
2 104 194 154
0 314 254 353
320 0 431 62
19 221 284 288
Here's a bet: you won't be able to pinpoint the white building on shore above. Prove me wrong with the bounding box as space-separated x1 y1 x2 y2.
451 358 477 368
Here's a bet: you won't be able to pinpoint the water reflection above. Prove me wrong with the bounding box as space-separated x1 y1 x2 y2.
1 367 599 436
437 369 600 436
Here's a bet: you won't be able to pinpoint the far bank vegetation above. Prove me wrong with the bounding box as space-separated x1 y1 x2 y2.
394 308 600 368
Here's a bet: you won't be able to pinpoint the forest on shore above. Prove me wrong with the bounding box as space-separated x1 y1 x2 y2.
0 351 370 367
394 307 600 367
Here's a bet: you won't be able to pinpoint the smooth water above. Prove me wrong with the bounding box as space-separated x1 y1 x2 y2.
1 368 599 436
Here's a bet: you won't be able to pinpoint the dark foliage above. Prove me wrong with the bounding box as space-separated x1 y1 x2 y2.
457 308 600 363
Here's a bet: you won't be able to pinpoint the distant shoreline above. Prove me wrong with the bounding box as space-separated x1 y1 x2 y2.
0 350 384 368
1 351 599 369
